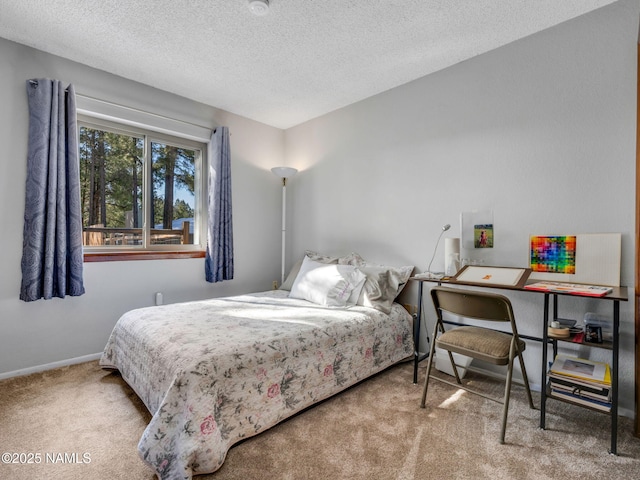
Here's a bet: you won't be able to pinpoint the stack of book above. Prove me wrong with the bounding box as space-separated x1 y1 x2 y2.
548 355 612 412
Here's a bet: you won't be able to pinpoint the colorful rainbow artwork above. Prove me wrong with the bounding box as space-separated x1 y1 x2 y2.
530 235 576 274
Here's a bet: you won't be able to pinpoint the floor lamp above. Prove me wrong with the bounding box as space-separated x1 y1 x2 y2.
271 166 298 285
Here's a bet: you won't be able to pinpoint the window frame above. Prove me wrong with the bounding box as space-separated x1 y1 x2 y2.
78 114 208 261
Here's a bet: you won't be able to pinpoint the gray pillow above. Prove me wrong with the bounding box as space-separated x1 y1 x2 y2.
339 253 414 314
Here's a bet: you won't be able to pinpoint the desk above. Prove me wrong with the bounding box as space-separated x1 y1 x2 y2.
409 272 628 454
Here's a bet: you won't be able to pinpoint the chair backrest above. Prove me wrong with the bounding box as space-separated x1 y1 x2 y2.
431 286 515 324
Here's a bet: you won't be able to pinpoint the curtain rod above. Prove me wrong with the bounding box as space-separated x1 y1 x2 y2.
75 92 215 133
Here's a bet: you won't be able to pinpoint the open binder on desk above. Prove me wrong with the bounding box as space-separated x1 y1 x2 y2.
452 265 531 288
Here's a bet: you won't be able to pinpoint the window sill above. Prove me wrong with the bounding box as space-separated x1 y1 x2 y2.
84 250 206 262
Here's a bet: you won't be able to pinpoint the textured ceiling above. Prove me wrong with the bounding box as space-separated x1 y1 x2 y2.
0 0 618 129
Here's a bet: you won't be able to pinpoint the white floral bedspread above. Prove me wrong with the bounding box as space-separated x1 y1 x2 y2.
99 290 413 479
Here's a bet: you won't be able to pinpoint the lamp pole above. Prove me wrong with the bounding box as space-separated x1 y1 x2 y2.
271 167 298 285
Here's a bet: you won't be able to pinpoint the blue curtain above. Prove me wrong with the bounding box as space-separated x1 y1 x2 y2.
205 127 234 282
20 79 85 301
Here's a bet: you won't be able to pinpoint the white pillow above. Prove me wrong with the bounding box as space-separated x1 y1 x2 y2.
279 250 341 291
289 257 366 307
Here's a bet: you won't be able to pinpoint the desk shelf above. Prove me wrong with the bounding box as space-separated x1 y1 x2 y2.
536 290 625 455
549 334 613 351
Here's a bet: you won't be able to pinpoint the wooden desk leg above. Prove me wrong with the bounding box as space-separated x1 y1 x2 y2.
540 293 550 429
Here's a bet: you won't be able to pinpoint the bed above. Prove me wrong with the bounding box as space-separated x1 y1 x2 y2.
99 253 414 479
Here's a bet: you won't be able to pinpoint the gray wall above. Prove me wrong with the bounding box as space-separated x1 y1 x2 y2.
284 1 638 414
0 37 284 377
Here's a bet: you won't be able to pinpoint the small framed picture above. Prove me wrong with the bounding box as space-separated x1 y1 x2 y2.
474 224 494 248
584 325 603 344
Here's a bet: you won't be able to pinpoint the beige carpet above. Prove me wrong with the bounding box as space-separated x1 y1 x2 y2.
1 360 639 480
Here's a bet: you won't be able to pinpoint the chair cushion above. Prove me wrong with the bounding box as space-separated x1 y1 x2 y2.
436 326 525 365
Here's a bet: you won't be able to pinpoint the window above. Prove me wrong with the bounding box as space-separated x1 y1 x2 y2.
78 117 206 259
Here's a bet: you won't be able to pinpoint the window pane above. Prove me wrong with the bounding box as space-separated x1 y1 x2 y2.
151 142 197 245
79 127 144 246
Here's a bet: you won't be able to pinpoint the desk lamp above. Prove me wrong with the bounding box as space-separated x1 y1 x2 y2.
419 223 451 279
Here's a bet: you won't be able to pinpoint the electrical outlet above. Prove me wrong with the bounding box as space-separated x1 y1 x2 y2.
272 280 279 290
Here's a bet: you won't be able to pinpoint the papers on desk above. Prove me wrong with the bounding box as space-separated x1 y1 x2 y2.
524 281 612 297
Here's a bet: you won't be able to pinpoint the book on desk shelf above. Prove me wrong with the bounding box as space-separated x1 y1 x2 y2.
549 376 611 402
549 355 611 386
548 355 612 411
548 372 611 395
524 281 613 297
549 389 611 412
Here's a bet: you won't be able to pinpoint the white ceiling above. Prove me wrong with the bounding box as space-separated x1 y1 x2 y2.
0 0 618 129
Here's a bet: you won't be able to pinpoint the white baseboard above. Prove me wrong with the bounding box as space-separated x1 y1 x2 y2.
0 353 103 381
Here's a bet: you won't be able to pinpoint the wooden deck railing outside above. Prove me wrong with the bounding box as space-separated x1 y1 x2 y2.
83 221 191 246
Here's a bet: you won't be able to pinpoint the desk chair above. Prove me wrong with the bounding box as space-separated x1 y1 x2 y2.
420 286 535 444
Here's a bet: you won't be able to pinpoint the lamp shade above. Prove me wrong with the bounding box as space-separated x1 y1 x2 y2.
271 166 298 179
